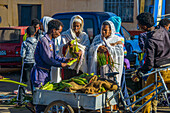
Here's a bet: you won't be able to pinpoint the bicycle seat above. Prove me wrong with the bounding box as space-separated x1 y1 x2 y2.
105 72 119 78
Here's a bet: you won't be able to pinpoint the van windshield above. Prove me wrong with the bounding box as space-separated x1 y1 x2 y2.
0 29 20 43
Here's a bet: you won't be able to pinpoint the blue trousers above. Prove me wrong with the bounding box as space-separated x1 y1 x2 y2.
121 67 132 111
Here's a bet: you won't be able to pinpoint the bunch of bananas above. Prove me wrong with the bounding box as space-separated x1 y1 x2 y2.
69 38 80 57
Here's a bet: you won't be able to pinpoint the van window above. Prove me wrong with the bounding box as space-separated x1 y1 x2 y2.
0 29 20 43
120 27 131 40
84 19 94 41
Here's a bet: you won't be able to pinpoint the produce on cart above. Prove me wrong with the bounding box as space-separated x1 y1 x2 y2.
40 73 118 94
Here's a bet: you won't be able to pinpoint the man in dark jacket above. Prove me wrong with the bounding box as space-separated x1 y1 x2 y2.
136 13 170 113
159 18 170 31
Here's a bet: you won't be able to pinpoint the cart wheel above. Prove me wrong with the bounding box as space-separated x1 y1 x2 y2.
127 87 136 108
44 100 74 113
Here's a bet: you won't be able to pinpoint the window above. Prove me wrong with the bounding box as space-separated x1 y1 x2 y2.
18 4 41 26
104 0 134 22
0 29 20 43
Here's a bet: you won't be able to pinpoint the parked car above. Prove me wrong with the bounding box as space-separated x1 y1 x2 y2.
0 26 27 67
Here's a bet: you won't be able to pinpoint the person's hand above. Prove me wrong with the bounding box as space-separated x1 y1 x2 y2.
98 46 107 53
110 41 123 46
131 68 144 82
65 58 75 63
75 50 82 58
68 41 74 48
0 75 4 79
131 74 140 82
61 63 70 67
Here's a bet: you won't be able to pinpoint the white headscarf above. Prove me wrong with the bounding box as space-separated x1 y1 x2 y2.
40 16 54 33
88 20 124 86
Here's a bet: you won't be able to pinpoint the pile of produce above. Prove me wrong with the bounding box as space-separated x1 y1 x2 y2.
40 73 118 94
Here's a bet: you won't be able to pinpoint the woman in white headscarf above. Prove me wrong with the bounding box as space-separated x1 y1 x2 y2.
40 16 54 34
59 15 90 79
88 20 124 86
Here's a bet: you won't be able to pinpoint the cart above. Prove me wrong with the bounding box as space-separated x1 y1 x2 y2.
33 89 119 113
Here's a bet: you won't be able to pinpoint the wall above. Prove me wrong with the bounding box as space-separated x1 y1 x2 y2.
122 0 138 31
0 0 43 27
0 0 138 31
43 0 104 16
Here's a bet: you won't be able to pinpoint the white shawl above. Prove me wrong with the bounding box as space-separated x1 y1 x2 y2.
88 20 124 86
59 15 90 73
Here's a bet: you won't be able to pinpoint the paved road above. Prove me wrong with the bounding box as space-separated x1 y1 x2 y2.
0 70 170 113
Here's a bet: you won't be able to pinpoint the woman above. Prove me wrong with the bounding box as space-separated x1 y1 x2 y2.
59 15 90 79
88 20 124 86
40 16 54 34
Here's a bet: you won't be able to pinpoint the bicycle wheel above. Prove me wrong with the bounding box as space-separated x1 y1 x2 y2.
44 100 74 113
127 87 136 108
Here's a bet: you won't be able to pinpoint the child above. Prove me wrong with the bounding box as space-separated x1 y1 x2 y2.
20 26 38 84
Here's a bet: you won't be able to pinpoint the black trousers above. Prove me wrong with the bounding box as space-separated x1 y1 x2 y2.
22 63 34 83
17 63 34 103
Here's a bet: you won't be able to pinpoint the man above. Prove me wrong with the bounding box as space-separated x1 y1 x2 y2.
23 18 43 41
31 18 43 40
31 19 73 113
136 12 170 113
159 18 170 31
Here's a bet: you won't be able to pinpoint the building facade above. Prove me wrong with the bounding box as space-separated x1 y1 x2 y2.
0 0 169 30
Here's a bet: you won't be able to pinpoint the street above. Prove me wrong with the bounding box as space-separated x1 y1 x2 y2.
0 70 170 113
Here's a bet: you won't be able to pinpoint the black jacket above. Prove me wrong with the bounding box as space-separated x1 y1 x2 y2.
141 26 170 73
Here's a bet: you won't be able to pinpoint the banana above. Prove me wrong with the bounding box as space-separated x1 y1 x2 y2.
42 84 53 90
62 82 73 87
78 77 88 84
72 78 86 85
67 58 78 66
40 82 50 89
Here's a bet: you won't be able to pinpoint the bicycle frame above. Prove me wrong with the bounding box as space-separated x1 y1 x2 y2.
110 66 170 113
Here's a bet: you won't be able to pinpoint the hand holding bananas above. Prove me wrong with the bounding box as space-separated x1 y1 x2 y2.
75 50 82 58
64 40 74 48
61 63 70 68
65 58 75 63
98 45 108 53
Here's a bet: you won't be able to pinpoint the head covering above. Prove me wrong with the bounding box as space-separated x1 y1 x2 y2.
101 20 117 37
40 16 54 33
108 16 121 32
70 15 84 32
